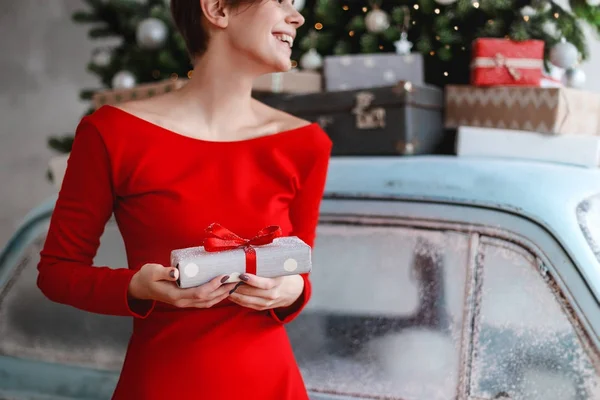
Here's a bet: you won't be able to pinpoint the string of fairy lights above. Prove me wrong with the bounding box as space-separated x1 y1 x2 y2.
295 0 576 82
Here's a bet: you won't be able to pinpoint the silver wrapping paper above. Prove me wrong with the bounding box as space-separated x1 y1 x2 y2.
324 53 424 92
172 236 312 288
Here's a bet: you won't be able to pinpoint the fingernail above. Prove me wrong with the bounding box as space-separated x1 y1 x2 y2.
229 282 244 295
220 275 230 284
240 274 249 282
169 270 176 279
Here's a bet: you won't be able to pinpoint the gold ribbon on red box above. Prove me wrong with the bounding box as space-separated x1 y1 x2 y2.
470 38 545 87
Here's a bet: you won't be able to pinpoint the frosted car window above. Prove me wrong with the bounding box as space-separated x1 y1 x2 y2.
286 224 470 400
0 222 131 370
470 238 600 400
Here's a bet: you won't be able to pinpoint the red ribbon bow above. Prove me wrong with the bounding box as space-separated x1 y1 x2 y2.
203 223 283 275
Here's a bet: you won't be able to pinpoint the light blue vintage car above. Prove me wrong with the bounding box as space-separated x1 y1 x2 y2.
1 155 600 400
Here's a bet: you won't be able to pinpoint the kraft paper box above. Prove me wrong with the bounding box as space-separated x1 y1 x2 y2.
172 236 312 289
92 78 188 110
252 70 322 94
445 85 600 135
92 71 321 110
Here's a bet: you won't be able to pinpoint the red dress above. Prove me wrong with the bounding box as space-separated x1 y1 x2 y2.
36 105 332 400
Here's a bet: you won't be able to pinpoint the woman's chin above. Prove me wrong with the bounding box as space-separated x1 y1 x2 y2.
265 55 293 73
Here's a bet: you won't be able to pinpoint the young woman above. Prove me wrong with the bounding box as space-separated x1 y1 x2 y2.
36 0 332 398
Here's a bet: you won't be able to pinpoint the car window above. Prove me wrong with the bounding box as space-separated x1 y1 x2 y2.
577 194 600 263
286 224 471 399
0 222 131 370
470 237 600 400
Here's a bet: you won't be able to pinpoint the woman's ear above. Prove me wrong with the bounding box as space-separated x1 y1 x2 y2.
200 0 229 29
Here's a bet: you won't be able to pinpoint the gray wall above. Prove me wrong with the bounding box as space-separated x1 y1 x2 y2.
1 0 600 249
0 0 97 247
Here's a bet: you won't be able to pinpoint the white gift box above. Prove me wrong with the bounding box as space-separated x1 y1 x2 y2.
456 126 600 168
172 236 312 288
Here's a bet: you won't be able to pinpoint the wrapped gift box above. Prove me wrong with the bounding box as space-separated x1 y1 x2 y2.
92 78 188 109
470 38 545 87
252 70 322 94
92 71 321 111
445 85 600 135
172 236 312 289
456 126 600 168
255 81 444 156
323 53 424 92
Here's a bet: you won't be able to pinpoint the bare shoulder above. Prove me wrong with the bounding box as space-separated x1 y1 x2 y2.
110 94 172 119
280 112 312 132
253 98 311 132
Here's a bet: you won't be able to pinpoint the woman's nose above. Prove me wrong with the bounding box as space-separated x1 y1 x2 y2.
286 5 305 27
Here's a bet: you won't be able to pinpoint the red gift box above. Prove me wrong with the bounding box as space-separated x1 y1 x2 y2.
470 38 545 87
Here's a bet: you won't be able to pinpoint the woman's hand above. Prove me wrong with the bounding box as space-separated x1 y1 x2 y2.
228 274 304 311
128 263 237 308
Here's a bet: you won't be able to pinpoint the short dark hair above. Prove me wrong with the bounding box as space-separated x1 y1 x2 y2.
170 0 257 60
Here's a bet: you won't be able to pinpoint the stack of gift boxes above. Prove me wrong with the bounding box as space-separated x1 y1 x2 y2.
447 38 600 168
91 37 600 165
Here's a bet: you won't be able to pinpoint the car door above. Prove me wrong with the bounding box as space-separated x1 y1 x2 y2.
288 198 600 400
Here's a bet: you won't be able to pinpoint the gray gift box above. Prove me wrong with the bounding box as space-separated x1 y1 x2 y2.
172 237 312 289
324 53 424 92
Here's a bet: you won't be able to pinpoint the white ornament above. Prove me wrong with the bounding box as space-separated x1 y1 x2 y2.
92 49 112 67
112 70 136 89
299 48 323 70
434 0 458 4
565 67 586 88
136 17 168 50
365 8 390 33
587 0 600 5
542 21 558 38
293 0 305 11
394 32 413 55
549 38 579 69
520 6 537 16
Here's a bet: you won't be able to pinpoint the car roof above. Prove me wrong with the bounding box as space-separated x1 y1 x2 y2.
324 155 600 301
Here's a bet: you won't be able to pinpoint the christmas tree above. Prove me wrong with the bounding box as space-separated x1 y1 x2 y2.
48 0 190 153
299 0 600 86
49 0 600 154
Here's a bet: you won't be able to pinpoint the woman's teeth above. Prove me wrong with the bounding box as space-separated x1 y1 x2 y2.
274 34 293 48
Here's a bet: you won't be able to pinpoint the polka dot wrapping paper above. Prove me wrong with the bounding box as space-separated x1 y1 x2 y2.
323 53 424 92
171 236 312 288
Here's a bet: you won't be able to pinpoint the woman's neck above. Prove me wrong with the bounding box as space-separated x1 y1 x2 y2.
176 45 267 132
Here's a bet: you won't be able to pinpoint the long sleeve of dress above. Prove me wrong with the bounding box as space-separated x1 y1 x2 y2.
36 118 155 318
270 136 333 324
